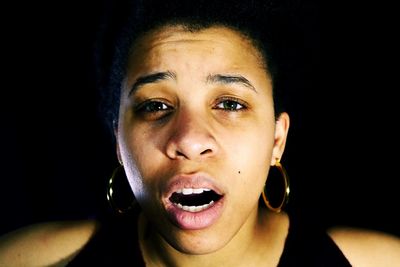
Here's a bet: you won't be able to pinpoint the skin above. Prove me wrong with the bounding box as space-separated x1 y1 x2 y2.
0 220 98 267
115 26 290 266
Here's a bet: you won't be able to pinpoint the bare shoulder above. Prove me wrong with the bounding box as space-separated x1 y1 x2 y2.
0 219 99 267
328 226 400 267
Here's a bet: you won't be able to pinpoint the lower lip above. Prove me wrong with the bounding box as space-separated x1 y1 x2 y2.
165 198 225 230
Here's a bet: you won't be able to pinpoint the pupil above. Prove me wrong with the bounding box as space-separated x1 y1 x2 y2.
224 101 236 110
147 102 163 112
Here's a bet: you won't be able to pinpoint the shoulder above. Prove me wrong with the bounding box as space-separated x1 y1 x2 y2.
328 226 400 267
0 219 99 267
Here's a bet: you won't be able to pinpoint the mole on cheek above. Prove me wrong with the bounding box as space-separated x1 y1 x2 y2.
238 170 241 174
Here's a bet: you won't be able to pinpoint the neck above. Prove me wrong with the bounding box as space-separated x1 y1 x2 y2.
139 207 289 267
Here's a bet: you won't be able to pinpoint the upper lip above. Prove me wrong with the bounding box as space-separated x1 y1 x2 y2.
162 173 226 201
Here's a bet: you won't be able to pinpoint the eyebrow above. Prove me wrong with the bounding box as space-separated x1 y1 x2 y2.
206 74 257 93
128 71 176 96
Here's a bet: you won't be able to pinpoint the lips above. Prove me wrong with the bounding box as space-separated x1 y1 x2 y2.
163 174 225 230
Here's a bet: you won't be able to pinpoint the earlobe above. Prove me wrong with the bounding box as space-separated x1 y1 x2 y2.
116 143 123 165
271 112 290 165
114 127 123 165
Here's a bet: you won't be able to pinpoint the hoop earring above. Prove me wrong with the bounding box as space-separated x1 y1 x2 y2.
107 165 137 214
262 160 290 213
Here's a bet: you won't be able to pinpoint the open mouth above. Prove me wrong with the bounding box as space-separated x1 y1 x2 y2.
169 188 223 213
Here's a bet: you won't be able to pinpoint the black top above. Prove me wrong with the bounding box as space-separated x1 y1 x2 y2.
68 210 351 266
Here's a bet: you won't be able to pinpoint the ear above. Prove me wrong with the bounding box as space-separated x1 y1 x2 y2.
114 122 123 165
271 112 290 166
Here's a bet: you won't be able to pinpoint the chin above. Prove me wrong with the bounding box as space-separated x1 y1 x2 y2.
165 230 230 255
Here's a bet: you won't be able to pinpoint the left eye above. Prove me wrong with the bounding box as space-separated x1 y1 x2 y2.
215 99 246 111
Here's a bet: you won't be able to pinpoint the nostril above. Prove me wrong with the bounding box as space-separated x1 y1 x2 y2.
200 149 212 155
176 151 185 157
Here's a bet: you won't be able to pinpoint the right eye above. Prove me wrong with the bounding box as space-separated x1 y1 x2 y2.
137 101 170 112
135 100 173 120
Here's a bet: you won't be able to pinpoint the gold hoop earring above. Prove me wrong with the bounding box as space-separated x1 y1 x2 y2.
107 165 137 214
262 160 290 213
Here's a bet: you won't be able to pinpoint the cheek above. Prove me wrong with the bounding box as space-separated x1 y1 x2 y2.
223 136 272 219
223 123 274 188
232 142 271 184
118 126 158 197
225 116 274 163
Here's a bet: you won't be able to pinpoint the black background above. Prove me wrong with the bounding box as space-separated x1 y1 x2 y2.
1 1 399 237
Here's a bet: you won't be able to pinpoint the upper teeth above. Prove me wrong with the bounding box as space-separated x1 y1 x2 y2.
176 188 211 195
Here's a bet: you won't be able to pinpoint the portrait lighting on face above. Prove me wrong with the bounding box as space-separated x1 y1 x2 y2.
115 25 289 256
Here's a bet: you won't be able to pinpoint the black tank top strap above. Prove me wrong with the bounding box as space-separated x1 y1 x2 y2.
278 212 351 266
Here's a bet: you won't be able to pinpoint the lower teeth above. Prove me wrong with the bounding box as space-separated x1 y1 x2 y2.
175 200 214 212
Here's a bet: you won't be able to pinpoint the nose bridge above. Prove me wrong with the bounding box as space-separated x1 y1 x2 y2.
176 107 206 136
166 107 217 160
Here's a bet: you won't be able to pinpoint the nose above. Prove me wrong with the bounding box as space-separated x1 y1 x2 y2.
165 110 218 161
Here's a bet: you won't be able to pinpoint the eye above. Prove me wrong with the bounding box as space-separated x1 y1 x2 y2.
137 101 171 113
135 100 173 120
214 97 247 111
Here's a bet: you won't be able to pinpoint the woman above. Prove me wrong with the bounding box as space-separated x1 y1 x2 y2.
1 0 399 266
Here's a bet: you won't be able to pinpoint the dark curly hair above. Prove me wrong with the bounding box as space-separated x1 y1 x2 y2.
93 0 305 135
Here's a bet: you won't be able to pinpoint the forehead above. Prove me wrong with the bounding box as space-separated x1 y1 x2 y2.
127 25 266 73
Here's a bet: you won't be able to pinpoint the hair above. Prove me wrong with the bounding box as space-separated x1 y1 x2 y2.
94 0 302 135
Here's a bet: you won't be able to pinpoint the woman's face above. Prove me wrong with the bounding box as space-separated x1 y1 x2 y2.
116 26 289 254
